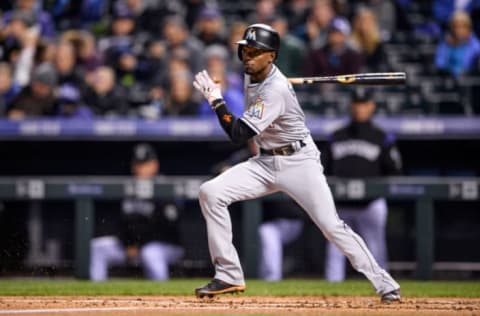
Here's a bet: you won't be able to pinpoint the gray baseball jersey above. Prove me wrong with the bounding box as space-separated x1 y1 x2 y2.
240 66 309 149
198 65 399 295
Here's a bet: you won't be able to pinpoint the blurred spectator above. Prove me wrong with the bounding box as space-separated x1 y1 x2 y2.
304 16 364 76
432 0 478 30
115 0 185 34
84 66 129 117
351 0 396 41
49 0 109 31
55 84 93 119
226 21 248 75
166 51 192 83
270 15 306 77
144 39 168 83
247 0 278 25
193 7 227 47
0 11 40 87
0 62 21 116
322 87 402 282
112 45 152 91
198 45 243 117
2 0 56 39
1 10 39 78
60 30 103 74
34 38 56 65
163 72 199 116
7 62 57 119
350 7 390 72
90 143 185 281
281 0 310 33
98 5 149 71
162 15 204 74
54 41 87 94
294 0 335 49
132 39 168 119
435 11 480 78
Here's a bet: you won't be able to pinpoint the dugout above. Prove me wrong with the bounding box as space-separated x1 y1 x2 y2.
0 116 479 280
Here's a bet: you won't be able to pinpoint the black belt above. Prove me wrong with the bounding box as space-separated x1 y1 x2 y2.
260 140 306 156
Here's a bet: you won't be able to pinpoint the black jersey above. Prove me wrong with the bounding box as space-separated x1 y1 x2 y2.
119 198 182 247
323 120 402 177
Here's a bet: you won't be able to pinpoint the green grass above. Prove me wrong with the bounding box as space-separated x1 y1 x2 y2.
0 279 479 297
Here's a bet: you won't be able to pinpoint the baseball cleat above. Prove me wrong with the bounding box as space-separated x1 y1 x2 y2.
381 289 401 303
195 279 246 298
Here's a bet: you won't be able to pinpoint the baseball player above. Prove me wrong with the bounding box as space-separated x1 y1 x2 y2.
322 87 402 282
192 23 400 303
90 143 184 281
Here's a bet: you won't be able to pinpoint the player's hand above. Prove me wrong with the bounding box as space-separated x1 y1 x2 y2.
193 70 222 104
126 246 139 259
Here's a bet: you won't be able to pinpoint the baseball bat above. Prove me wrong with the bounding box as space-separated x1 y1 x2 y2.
288 72 406 85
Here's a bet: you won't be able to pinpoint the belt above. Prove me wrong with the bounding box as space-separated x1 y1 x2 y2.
260 140 306 156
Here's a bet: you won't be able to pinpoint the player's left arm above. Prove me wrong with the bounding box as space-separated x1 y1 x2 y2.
193 70 257 144
381 132 402 175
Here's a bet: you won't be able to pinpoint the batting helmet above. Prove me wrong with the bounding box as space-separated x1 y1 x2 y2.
236 24 280 61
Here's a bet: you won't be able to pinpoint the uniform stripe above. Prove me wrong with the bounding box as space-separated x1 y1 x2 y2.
240 117 261 134
345 223 398 293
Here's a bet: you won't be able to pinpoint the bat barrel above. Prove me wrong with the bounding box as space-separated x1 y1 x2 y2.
346 73 406 85
288 72 407 85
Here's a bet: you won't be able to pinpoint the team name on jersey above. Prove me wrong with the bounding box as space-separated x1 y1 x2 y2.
122 199 155 216
246 96 264 119
332 140 380 161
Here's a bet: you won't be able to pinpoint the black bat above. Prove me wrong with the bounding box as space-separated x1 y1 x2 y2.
288 72 407 85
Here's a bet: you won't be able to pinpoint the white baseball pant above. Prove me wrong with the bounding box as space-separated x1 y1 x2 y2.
325 198 389 282
90 236 184 281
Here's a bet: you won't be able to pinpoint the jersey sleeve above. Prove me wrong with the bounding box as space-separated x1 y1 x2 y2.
240 86 285 134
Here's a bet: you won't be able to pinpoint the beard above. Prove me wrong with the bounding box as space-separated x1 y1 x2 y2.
243 63 269 76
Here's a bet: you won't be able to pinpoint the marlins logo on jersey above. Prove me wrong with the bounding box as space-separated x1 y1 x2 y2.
246 28 256 40
246 96 264 119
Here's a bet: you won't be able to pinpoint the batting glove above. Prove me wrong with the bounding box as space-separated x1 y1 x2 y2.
193 70 223 105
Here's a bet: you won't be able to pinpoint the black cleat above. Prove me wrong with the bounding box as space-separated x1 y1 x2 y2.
195 279 246 298
381 289 401 303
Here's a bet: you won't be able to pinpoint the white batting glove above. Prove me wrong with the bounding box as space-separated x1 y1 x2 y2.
193 70 222 105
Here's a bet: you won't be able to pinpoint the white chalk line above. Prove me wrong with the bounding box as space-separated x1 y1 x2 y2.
0 307 159 314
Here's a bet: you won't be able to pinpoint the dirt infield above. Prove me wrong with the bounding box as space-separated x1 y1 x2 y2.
1 295 479 316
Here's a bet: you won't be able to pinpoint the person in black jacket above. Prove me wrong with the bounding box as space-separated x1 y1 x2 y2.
322 87 402 282
90 143 184 281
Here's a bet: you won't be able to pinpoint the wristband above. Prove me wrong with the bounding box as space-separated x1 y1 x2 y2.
211 99 226 111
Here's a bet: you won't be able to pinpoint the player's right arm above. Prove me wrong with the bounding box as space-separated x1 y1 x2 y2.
211 99 257 144
193 70 257 144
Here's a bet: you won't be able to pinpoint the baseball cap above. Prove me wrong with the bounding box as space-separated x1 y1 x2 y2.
204 44 228 61
32 63 58 87
132 143 158 163
351 87 374 103
113 5 134 19
329 17 351 36
198 7 222 20
11 10 37 27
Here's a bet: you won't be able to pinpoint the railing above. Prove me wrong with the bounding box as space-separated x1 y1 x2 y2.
0 176 478 280
1 116 480 140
